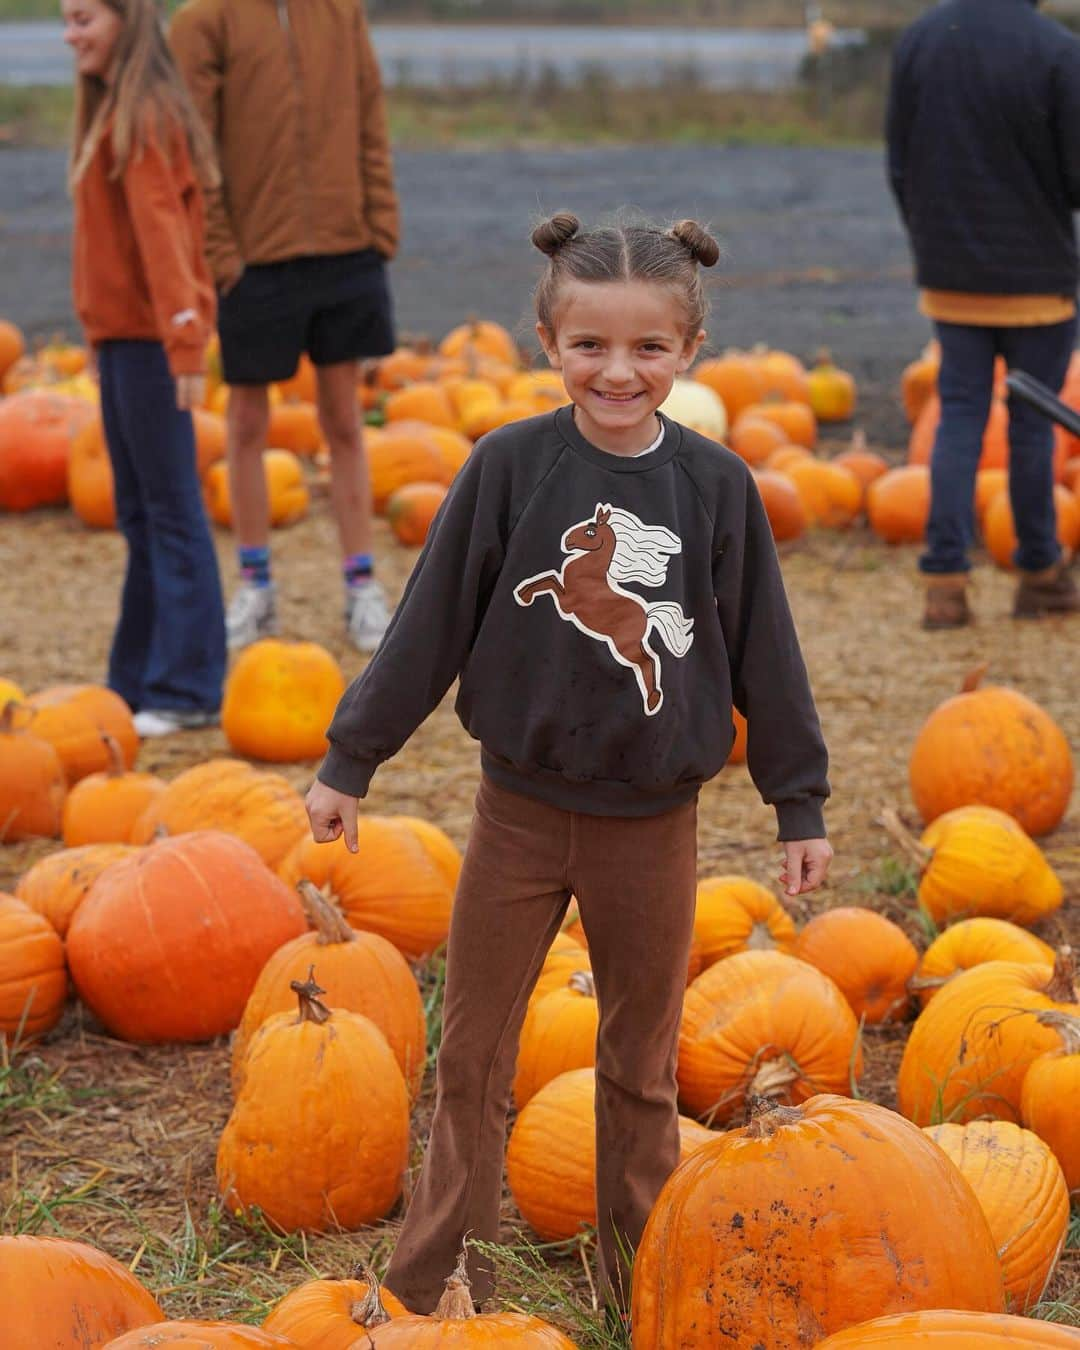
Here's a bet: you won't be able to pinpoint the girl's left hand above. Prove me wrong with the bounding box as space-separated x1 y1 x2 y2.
175 374 205 410
780 838 833 896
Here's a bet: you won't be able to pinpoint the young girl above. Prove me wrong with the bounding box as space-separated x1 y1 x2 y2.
64 0 226 737
306 213 832 1315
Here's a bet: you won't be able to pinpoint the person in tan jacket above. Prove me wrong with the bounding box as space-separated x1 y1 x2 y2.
171 0 400 651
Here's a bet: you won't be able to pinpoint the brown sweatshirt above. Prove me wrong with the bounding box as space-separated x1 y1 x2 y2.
320 408 830 839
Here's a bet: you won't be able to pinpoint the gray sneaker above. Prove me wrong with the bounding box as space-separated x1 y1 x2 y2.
226 582 278 651
345 580 392 652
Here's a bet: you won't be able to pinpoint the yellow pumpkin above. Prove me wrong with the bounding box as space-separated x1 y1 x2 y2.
222 639 345 763
693 875 796 969
203 449 309 529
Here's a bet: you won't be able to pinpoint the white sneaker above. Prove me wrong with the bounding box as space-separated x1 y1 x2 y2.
345 581 392 652
226 583 278 651
134 708 219 738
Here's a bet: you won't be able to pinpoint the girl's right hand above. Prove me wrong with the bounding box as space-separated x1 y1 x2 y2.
306 780 360 853
175 374 205 410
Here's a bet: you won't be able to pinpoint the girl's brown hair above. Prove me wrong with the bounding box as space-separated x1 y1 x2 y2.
532 212 721 338
69 0 219 190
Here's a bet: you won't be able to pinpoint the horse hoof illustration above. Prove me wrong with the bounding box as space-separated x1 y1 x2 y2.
515 585 534 606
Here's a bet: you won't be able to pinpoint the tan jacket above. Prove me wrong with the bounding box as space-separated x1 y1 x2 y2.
170 0 399 286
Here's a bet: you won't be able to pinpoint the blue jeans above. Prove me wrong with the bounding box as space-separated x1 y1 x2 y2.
920 316 1077 575
99 340 226 713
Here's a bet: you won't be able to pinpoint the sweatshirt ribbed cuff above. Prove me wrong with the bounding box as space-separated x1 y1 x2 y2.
166 342 206 379
775 798 827 842
317 743 381 799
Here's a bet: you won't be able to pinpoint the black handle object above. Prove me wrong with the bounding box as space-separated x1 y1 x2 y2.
1005 369 1080 439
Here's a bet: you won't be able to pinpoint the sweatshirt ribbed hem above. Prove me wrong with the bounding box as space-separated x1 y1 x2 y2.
480 749 700 819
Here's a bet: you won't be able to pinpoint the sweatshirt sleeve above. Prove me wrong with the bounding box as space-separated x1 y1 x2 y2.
170 1 244 286
1051 40 1080 210
713 468 829 841
884 41 912 221
319 444 509 797
122 118 210 378
355 2 399 259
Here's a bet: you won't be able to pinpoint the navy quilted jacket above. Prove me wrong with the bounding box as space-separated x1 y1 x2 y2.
886 0 1080 295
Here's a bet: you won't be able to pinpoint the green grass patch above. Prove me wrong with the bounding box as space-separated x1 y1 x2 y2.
0 82 72 146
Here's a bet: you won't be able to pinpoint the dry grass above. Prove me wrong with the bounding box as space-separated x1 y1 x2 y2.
0 395 1077 1338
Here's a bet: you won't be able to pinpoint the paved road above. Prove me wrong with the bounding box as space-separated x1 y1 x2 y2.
0 143 926 440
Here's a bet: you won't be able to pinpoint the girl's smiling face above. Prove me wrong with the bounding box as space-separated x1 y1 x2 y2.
538 278 704 456
62 0 122 81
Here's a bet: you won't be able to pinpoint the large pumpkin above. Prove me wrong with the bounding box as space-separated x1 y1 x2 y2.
131 759 309 871
103 1325 297 1347
368 426 453 513
1020 1010 1080 1194
218 973 410 1233
506 1066 712 1242
818 1310 1080 1347
232 881 426 1100
0 893 67 1041
0 702 66 842
793 906 917 1025
923 1120 1069 1311
677 950 862 1122
262 1270 407 1346
630 1096 1005 1348
278 822 454 960
0 389 95 511
66 831 307 1042
222 640 345 763
913 917 1054 1007
0 1234 164 1350
908 667 1073 837
692 876 796 969
14 840 136 937
897 948 1078 1125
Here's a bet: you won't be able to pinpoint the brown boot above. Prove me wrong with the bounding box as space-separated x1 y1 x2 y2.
922 573 971 630
1013 561 1079 618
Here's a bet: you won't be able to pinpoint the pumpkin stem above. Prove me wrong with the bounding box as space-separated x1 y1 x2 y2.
101 732 126 778
297 879 356 946
960 662 990 694
291 966 332 1024
1044 946 1077 1004
746 920 781 951
748 1055 801 1102
0 701 18 733
568 970 596 998
1033 1008 1080 1054
745 1097 803 1138
877 807 931 872
432 1245 476 1321
349 1262 393 1327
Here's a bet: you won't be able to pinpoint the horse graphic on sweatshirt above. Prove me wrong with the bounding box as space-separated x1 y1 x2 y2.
513 502 694 716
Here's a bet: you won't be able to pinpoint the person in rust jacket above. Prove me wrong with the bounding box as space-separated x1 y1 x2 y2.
64 0 226 737
170 0 400 652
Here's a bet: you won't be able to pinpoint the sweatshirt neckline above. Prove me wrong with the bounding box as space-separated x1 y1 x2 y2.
555 404 680 472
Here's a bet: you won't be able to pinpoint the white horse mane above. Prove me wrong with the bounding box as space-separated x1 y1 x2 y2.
595 502 682 587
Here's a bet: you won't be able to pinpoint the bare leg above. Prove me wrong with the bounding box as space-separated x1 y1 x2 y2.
317 359 372 558
225 384 272 549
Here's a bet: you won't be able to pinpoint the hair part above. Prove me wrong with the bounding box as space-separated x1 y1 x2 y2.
532 211 721 339
69 0 219 191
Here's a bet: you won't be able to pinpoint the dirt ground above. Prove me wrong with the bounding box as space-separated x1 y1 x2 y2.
0 143 1077 1337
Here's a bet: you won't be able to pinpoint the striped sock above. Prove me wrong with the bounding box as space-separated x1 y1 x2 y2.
238 545 272 588
344 551 374 588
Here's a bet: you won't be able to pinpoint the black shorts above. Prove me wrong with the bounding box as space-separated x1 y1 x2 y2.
217 247 396 386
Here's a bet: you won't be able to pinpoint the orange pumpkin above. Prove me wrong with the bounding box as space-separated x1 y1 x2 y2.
262 1271 408 1345
203 449 309 529
374 345 435 392
0 893 67 1042
267 401 322 457
754 468 807 542
506 1067 713 1242
15 840 136 937
754 347 811 403
0 320 26 383
766 443 814 472
218 972 410 1233
530 943 593 1007
866 464 931 543
66 831 307 1042
819 1310 1080 1347
276 352 318 403
67 415 116 529
740 398 817 449
692 351 766 420
831 439 887 495
61 734 165 846
279 821 454 960
513 969 599 1109
191 408 227 476
897 948 1078 1125
0 1235 164 1350
974 466 1009 522
368 425 453 513
677 950 862 1122
386 481 448 547
727 707 747 764
1021 1010 1080 1193
807 349 857 422
221 639 345 763
909 393 1009 470
0 702 66 842
383 381 458 429
909 666 1073 837
784 457 862 528
103 1322 296 1347
421 425 472 478
632 1095 1005 1348
728 411 789 466
794 906 918 1024
27 683 137 785
899 340 940 424
232 881 426 1099
0 389 95 512
981 483 1080 569
913 917 1054 1007
693 875 796 968
438 318 519 368
131 758 309 871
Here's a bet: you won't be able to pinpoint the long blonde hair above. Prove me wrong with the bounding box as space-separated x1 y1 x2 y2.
69 0 218 190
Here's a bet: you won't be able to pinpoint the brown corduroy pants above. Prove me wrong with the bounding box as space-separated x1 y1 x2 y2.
385 772 698 1314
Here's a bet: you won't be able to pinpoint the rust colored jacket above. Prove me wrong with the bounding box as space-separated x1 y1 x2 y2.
169 0 399 286
72 112 215 378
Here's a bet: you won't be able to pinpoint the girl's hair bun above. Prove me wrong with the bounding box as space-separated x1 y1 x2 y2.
670 219 721 268
532 212 581 256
